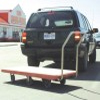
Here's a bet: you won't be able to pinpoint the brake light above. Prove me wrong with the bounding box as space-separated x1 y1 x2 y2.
74 31 81 41
22 32 27 43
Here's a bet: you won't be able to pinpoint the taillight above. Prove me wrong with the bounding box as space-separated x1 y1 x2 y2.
22 32 27 43
74 31 81 41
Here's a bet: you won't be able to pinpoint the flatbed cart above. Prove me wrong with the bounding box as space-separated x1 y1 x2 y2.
1 31 84 88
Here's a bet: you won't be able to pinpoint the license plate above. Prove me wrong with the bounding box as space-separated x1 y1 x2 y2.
44 32 55 40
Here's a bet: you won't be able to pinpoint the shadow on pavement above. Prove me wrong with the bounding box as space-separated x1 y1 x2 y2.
5 79 81 94
74 61 100 81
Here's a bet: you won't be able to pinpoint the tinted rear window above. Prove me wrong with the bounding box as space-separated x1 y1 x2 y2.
26 11 77 28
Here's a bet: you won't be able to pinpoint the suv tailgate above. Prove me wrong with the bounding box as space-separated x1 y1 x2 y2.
25 28 75 48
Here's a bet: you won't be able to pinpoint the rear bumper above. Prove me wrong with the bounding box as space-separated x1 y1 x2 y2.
21 45 76 61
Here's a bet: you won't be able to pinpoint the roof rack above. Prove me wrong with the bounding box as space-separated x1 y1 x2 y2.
38 6 73 11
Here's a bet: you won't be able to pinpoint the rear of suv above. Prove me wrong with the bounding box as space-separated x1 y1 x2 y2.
21 6 98 71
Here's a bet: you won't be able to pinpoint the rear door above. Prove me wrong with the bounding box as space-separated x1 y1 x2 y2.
26 11 78 48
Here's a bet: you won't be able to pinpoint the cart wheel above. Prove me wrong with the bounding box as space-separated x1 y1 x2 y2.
26 76 33 86
60 79 66 85
42 79 51 88
10 74 15 83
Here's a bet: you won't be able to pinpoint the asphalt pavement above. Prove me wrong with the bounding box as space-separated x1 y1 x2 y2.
0 45 100 100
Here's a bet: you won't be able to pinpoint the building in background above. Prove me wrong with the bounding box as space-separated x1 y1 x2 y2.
0 4 26 41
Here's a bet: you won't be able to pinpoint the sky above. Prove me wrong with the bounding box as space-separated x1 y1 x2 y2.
0 0 100 30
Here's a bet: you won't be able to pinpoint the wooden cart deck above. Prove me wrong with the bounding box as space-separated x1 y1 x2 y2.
1 67 76 80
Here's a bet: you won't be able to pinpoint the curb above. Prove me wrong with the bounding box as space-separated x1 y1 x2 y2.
0 42 21 47
0 44 18 47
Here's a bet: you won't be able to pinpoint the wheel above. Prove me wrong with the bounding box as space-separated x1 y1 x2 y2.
89 48 96 63
27 56 40 66
26 76 33 86
60 79 66 85
42 79 51 88
10 74 15 83
78 47 88 72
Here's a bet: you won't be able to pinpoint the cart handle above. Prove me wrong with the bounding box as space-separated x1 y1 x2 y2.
61 31 85 80
75 33 85 77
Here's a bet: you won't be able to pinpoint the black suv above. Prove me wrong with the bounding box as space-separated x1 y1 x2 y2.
21 6 98 71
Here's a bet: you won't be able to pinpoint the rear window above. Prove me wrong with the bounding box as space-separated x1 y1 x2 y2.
26 11 76 28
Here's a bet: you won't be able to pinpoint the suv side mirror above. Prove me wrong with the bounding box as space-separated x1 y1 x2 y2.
93 28 98 33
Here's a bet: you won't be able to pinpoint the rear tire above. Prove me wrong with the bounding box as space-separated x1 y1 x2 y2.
89 48 96 63
27 56 40 66
78 47 88 72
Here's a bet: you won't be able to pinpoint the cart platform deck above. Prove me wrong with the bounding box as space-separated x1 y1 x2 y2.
1 67 76 80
